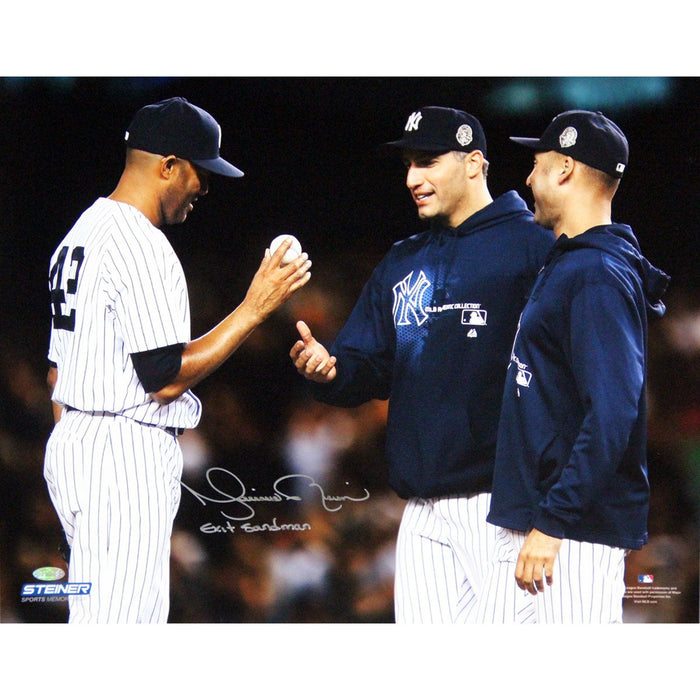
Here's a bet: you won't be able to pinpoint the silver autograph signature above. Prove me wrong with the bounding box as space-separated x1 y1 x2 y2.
181 469 370 521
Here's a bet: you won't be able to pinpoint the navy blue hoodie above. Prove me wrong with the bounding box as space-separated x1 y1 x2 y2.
487 224 670 549
311 191 554 498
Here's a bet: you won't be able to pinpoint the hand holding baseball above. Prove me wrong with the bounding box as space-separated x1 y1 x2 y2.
243 242 311 323
269 235 304 266
290 320 337 382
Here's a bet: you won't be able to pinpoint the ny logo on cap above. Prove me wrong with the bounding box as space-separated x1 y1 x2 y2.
405 111 423 132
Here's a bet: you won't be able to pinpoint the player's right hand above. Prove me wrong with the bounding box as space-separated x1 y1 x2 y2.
515 528 561 595
244 240 312 322
290 320 337 382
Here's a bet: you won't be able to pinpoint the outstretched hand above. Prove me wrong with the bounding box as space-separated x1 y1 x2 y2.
290 320 337 382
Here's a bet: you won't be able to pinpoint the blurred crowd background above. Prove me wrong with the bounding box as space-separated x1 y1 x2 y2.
0 77 697 624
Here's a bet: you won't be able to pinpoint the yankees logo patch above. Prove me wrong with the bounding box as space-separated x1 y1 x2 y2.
404 111 423 132
393 270 431 326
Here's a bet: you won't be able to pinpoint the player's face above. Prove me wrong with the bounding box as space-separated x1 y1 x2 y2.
403 150 472 228
162 159 210 225
525 151 562 231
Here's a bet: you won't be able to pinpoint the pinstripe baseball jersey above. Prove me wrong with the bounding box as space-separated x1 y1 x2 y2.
48 197 201 429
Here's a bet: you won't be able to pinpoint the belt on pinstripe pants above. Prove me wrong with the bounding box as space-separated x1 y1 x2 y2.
64 406 184 437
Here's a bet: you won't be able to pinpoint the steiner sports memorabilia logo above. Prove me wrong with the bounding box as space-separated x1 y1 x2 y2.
456 124 473 147
22 582 91 597
22 564 90 602
559 126 578 148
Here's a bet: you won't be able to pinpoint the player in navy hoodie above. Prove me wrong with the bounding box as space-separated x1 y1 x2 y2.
482 111 670 623
290 107 554 623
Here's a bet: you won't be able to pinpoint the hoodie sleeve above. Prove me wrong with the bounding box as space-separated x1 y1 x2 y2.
311 262 394 407
533 277 646 536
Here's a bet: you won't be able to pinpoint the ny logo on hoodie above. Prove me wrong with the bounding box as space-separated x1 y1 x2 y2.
393 270 431 327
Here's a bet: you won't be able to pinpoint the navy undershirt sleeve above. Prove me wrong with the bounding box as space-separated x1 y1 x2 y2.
131 343 184 393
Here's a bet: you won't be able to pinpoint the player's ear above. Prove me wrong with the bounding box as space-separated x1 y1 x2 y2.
557 156 575 184
465 150 486 178
464 151 484 175
160 156 178 179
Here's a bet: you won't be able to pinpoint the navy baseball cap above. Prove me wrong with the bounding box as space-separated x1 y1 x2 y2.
510 110 628 178
384 106 487 156
124 97 244 177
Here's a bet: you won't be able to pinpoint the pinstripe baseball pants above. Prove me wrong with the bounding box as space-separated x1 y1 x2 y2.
44 410 183 623
394 492 513 623
477 527 627 623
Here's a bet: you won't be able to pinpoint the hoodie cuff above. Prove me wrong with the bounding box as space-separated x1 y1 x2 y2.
532 510 568 539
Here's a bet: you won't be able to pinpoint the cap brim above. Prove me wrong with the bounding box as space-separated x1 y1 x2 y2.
192 157 244 178
509 136 544 150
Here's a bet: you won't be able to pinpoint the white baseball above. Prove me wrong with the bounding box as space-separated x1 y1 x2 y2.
269 235 303 265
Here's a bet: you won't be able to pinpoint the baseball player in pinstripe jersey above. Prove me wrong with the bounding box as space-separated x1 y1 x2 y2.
290 107 553 623
44 97 311 623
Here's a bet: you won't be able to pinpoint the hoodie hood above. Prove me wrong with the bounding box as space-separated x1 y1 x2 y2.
553 224 670 317
430 190 535 237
